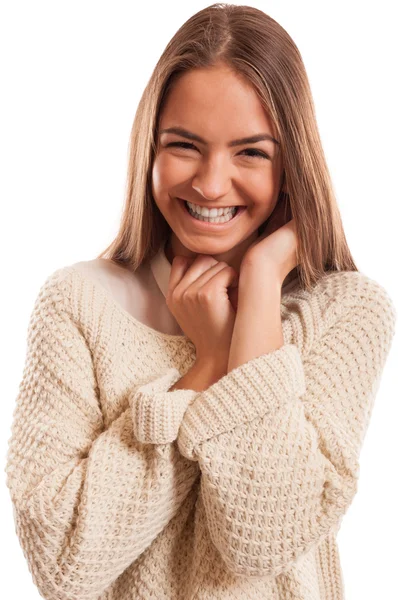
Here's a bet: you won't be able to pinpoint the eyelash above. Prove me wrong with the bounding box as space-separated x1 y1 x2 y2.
165 141 270 160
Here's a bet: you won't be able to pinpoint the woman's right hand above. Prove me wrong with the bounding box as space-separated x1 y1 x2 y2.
166 254 239 375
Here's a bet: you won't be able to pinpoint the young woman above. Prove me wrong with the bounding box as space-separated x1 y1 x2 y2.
6 4 396 600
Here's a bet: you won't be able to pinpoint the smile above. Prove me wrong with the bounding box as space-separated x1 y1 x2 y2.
179 198 247 230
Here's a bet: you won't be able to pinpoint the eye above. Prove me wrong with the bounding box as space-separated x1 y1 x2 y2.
165 142 270 160
166 142 197 151
240 148 270 160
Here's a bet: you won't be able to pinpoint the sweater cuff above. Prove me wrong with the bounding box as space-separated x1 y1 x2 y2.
130 367 199 445
177 344 305 460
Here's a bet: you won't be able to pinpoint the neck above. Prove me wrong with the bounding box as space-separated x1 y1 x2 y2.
164 232 259 276
164 235 298 289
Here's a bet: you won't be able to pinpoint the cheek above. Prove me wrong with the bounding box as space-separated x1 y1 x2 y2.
152 153 191 196
151 155 186 216
243 171 277 206
151 156 169 198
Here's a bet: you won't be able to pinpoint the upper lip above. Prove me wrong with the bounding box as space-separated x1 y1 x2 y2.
180 198 244 208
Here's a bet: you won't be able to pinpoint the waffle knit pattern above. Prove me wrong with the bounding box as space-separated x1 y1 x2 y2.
5 265 396 600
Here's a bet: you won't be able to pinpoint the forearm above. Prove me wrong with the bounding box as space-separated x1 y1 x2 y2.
228 267 284 372
169 360 225 392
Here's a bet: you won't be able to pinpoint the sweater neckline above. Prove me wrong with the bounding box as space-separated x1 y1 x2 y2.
149 239 301 297
67 246 301 342
67 266 190 342
149 239 170 299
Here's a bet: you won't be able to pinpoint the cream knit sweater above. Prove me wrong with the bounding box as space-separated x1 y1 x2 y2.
5 263 396 600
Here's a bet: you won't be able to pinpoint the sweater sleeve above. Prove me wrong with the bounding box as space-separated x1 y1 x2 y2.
176 277 396 578
5 269 200 600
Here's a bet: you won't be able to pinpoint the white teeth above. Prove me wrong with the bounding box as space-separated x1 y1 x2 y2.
185 201 238 223
186 201 237 217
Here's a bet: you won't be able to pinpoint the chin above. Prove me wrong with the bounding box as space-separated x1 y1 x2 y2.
183 241 236 254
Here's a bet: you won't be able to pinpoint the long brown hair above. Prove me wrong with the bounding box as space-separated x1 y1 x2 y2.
97 3 358 292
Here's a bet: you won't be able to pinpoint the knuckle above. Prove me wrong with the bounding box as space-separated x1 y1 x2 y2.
197 288 212 303
181 289 194 303
170 289 182 304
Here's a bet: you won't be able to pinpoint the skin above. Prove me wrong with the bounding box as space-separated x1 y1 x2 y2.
152 63 290 274
152 63 299 375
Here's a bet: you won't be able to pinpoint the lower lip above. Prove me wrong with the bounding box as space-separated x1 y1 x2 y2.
178 199 247 230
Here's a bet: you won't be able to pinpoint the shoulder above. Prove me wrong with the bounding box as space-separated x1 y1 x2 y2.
28 258 144 332
289 269 395 314
315 270 395 319
316 271 396 353
41 258 145 298
28 260 117 314
69 258 153 310
68 258 138 294
283 270 396 355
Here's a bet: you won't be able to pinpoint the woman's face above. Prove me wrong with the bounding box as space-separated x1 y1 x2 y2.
151 63 285 271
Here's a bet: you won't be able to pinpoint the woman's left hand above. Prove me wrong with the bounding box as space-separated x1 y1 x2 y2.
227 196 299 371
241 194 299 286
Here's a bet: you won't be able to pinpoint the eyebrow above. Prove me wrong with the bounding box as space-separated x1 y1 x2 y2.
159 126 280 147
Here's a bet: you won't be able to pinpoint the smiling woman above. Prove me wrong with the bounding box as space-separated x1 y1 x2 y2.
150 63 284 271
93 8 359 293
5 3 395 600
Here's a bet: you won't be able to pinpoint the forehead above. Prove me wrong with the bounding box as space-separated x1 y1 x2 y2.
159 66 276 139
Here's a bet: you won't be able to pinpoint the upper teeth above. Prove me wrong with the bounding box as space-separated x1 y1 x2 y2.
186 201 238 217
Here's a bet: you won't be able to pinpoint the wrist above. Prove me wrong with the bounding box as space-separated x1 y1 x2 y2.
194 358 227 381
170 360 225 393
239 260 284 293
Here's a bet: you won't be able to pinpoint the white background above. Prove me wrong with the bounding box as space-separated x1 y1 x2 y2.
1 1 397 597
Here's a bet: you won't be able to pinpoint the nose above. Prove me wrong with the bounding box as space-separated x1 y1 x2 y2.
191 156 232 202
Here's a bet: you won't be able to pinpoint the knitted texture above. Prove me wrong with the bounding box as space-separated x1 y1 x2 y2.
5 265 396 600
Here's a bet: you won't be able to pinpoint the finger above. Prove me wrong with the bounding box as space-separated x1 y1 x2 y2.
180 259 233 293
168 254 224 298
195 263 239 298
167 255 196 297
